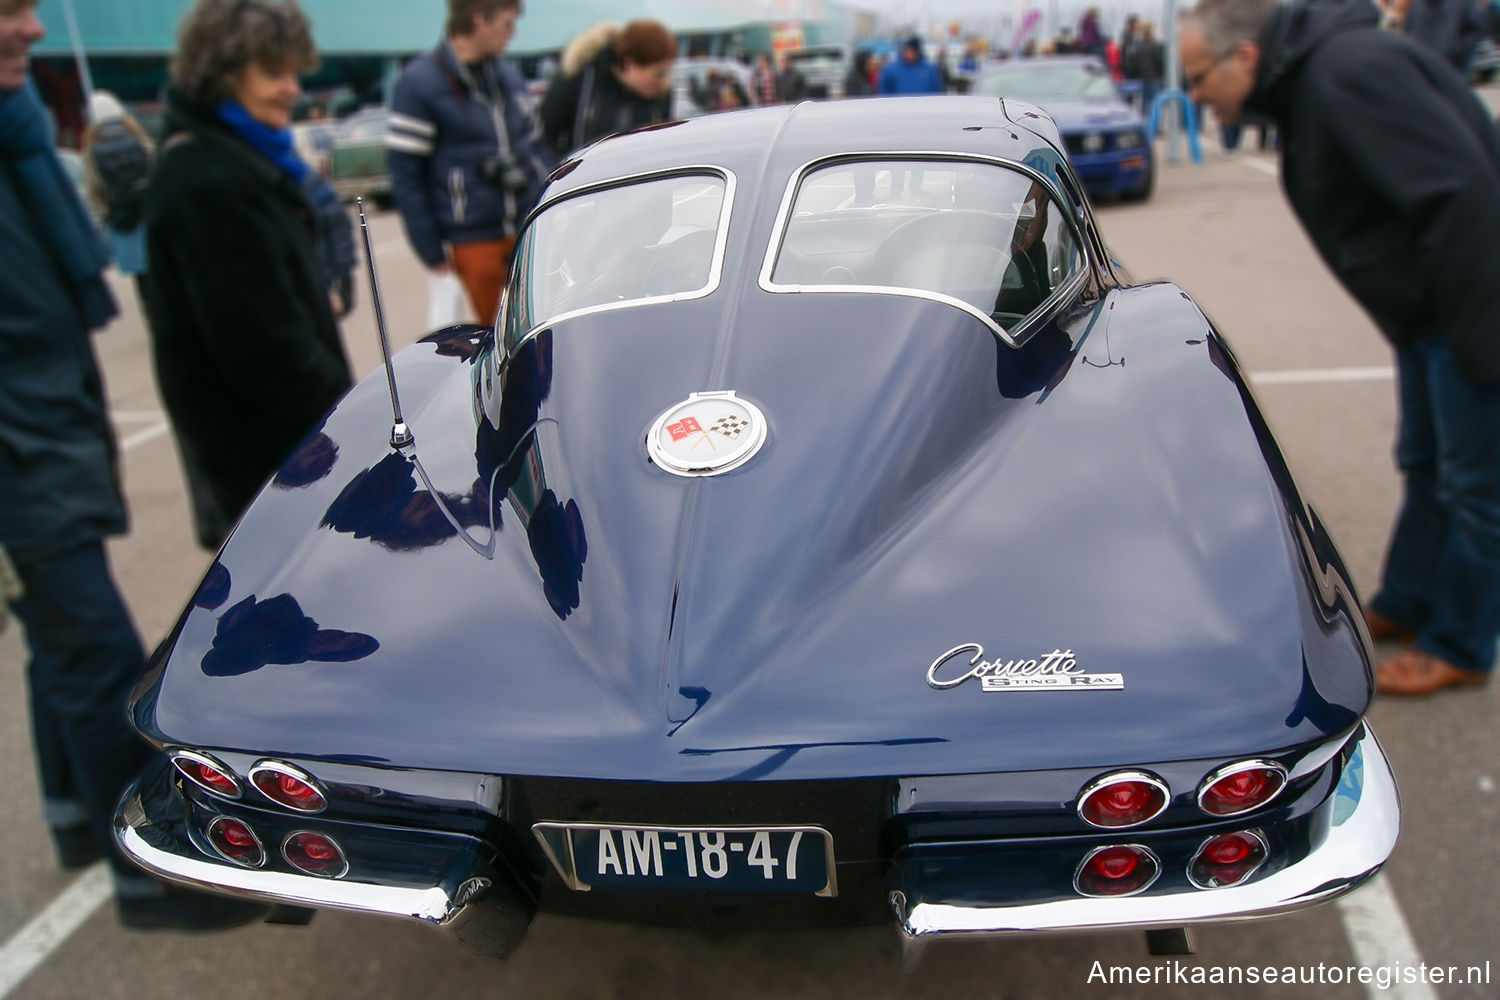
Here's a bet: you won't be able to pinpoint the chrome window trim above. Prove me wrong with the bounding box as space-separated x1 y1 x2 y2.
1072 844 1162 898
204 815 266 869
505 165 737 355
1075 770 1171 829
1187 829 1270 890
756 151 1093 348
1196 759 1289 817
282 830 351 879
169 748 243 800
249 759 329 814
532 821 839 898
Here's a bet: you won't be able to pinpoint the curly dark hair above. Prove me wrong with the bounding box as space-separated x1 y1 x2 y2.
170 0 319 107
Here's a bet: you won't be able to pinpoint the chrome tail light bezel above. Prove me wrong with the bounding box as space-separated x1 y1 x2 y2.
249 759 329 813
1076 770 1171 829
205 815 266 868
282 830 350 879
1073 843 1163 897
169 749 244 800
1196 759 1289 817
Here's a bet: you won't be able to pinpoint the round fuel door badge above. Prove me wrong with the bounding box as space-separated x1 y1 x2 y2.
647 391 767 477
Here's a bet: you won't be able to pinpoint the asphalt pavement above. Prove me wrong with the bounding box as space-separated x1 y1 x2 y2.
1 88 1497 999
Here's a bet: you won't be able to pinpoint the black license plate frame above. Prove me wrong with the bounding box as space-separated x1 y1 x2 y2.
533 822 837 897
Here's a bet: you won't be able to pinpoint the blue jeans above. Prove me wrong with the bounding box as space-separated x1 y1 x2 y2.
11 542 150 876
1369 339 1500 673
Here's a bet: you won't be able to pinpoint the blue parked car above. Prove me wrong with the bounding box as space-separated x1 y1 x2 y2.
115 96 1394 964
975 56 1154 201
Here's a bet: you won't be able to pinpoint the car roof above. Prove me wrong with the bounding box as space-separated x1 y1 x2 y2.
545 96 1061 203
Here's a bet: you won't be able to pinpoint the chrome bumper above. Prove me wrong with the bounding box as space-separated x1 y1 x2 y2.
114 766 531 957
890 725 1399 948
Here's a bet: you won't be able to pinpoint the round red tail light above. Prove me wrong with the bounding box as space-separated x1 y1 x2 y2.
205 816 264 868
1077 771 1170 828
283 831 348 878
249 762 327 812
1074 844 1161 896
1189 830 1268 888
1197 761 1287 817
170 750 241 798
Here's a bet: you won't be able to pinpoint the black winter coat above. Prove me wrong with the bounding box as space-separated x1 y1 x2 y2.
540 46 672 160
143 91 353 548
0 161 126 564
1246 0 1500 384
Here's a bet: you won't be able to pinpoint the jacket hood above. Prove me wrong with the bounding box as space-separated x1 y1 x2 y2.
562 21 619 76
1246 0 1379 121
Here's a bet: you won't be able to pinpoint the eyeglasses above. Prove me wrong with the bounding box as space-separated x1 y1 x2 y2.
1183 48 1236 92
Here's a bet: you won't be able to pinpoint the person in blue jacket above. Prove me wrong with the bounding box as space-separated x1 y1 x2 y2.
878 36 945 94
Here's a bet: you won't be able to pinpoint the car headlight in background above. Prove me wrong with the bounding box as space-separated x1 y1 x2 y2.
1115 131 1145 150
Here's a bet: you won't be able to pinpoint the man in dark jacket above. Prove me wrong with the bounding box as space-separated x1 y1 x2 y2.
1181 0 1500 696
1 0 260 929
387 0 552 324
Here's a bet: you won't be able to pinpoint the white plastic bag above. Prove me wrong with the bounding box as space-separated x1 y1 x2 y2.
425 270 468 330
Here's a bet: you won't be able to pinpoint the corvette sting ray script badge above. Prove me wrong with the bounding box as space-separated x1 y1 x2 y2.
647 391 767 477
927 643 1124 691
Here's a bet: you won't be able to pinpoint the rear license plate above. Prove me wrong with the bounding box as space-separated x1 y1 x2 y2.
534 823 836 896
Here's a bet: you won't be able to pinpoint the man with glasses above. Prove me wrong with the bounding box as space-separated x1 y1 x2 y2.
1180 0 1500 696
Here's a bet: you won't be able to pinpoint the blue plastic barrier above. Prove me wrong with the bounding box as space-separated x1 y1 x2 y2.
1146 88 1203 165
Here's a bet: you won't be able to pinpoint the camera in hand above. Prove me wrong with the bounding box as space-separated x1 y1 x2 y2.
480 153 529 192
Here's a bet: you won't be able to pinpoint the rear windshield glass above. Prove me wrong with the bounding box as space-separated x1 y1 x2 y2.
770 159 1083 331
505 172 727 341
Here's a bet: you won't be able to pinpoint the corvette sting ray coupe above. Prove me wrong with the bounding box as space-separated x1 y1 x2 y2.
115 96 1399 963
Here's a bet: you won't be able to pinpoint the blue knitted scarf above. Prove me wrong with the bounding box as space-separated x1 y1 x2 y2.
0 86 117 330
215 99 308 183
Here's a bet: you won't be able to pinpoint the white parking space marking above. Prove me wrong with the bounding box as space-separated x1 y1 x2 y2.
1240 157 1278 177
108 409 164 423
1250 366 1394 386
118 421 170 452
1336 874 1439 1000
0 863 109 998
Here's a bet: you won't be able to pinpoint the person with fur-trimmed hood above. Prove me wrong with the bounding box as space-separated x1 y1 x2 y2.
539 20 675 161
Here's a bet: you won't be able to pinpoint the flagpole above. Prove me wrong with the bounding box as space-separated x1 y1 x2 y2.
59 0 97 114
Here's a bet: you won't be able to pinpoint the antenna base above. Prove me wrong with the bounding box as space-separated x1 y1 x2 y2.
391 423 415 450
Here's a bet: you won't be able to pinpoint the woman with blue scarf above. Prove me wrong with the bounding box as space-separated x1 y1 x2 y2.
144 0 353 549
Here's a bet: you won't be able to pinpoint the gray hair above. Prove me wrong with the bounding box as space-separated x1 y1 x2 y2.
1185 0 1281 54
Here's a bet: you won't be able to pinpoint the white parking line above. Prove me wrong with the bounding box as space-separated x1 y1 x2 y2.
1250 366 1394 386
1336 874 1439 1000
1241 157 1278 176
118 421 170 452
0 863 110 998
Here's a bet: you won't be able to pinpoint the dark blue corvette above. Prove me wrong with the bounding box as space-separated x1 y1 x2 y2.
115 96 1396 962
974 57 1154 202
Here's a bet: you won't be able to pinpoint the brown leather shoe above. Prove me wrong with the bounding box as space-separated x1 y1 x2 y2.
1375 649 1489 696
1363 608 1417 644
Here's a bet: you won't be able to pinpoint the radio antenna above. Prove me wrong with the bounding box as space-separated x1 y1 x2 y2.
357 198 414 450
